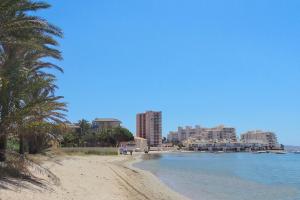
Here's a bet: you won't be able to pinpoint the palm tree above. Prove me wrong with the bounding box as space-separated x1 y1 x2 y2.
15 76 67 154
0 0 64 161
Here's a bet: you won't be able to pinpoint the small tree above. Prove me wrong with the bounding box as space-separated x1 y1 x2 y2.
78 119 91 135
111 127 134 147
162 137 167 143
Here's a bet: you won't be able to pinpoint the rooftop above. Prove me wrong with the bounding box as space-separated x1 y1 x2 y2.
93 118 121 122
66 123 81 129
134 136 147 140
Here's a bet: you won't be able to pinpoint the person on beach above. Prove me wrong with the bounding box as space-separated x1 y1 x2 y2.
119 147 124 155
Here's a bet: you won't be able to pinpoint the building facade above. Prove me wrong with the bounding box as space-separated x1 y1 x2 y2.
136 111 162 147
136 113 146 139
168 125 237 143
240 130 279 148
119 137 148 152
167 131 179 143
134 137 148 152
92 118 121 131
65 123 81 132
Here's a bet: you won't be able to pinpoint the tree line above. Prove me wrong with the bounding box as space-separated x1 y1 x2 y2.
0 1 67 161
61 119 134 147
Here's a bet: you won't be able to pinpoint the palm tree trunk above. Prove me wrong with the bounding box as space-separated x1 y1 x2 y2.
0 134 7 162
19 133 24 155
0 82 9 162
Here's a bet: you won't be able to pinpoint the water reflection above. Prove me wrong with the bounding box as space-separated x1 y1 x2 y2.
141 153 162 160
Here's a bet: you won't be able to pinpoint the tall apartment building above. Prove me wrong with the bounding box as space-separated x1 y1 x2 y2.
168 125 237 143
136 111 162 147
240 130 279 148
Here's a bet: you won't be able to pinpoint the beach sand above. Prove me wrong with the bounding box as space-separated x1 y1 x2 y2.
0 154 188 200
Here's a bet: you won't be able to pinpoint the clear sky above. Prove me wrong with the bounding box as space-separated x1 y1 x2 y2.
42 0 300 145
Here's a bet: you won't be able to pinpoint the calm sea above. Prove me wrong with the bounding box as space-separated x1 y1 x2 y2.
134 152 300 200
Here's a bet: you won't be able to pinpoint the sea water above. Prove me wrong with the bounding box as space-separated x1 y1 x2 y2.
134 152 300 200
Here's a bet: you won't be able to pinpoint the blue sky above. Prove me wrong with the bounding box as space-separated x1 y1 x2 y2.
42 0 300 145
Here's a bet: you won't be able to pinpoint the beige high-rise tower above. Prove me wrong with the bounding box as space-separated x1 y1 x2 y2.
136 111 162 147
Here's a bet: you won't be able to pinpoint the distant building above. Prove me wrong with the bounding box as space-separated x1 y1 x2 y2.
136 113 146 139
134 137 148 152
119 137 148 153
136 111 162 147
65 123 81 132
203 125 237 142
168 125 237 143
240 130 279 149
66 123 80 131
167 131 179 143
92 118 121 131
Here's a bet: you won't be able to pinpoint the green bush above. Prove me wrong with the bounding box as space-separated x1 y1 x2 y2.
61 126 134 147
7 137 19 152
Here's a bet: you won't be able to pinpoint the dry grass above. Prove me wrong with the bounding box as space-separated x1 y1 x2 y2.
0 151 60 186
60 147 118 156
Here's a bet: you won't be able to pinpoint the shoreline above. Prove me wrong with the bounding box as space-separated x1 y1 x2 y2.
112 152 190 200
0 154 189 200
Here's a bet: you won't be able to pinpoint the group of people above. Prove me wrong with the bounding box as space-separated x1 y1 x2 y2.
119 147 133 155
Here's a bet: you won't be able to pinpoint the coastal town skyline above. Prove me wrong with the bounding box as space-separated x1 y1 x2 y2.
42 0 300 146
68 112 283 146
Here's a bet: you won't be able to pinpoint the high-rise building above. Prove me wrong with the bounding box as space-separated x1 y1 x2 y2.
136 111 162 147
136 113 146 139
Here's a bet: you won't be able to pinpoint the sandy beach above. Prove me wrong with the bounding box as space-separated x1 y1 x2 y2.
0 154 188 200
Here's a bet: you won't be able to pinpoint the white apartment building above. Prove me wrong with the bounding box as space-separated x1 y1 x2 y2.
167 131 179 143
168 125 237 143
240 130 279 148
